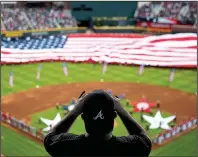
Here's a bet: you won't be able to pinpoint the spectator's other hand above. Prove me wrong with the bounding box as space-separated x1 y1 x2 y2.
112 95 124 113
72 91 87 115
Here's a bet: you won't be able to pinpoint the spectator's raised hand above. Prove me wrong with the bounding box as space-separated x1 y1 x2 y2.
72 91 88 116
111 95 125 113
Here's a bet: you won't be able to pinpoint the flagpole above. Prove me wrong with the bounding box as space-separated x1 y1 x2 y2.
9 71 14 94
137 64 144 83
36 64 42 87
100 70 104 81
11 65 14 93
100 61 107 81
168 68 175 87
37 77 40 87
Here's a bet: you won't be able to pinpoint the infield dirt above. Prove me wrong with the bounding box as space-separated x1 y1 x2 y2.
2 82 196 123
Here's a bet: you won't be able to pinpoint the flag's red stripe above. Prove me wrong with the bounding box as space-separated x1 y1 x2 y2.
150 37 197 43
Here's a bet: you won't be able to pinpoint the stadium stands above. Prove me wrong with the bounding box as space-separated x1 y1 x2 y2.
1 2 77 31
1 2 196 31
135 2 197 25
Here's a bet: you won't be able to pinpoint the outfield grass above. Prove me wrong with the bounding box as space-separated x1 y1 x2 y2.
1 125 48 156
151 129 197 156
2 124 196 157
1 62 196 156
1 63 196 95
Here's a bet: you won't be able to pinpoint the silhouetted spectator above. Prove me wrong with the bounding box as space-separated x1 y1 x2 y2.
44 90 152 156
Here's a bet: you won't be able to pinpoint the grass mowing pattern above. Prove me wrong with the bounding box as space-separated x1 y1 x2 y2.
1 62 196 156
1 63 196 95
150 129 197 156
1 125 48 156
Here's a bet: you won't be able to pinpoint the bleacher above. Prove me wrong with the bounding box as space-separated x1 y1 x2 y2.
1 2 77 31
135 2 197 25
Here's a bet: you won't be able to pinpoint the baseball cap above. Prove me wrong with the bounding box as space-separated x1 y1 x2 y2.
82 90 115 122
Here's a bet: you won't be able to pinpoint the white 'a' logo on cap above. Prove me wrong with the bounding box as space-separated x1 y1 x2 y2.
93 110 104 120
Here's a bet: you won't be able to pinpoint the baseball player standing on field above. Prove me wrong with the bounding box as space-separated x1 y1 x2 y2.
44 90 152 156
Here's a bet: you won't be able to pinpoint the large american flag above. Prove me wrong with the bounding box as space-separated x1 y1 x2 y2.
9 72 14 87
1 33 197 68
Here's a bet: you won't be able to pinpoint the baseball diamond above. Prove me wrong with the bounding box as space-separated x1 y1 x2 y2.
2 82 196 122
1 2 197 155
1 54 197 157
1 61 197 156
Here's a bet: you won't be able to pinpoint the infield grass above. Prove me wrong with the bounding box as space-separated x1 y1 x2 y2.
31 104 173 138
1 62 196 156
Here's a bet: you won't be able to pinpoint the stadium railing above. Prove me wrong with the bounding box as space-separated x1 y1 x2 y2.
0 25 174 38
1 24 196 38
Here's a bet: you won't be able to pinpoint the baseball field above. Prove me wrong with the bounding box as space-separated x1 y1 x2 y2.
1 62 196 156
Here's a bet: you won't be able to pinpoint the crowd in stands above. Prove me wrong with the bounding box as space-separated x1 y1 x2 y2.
1 2 77 31
135 2 197 25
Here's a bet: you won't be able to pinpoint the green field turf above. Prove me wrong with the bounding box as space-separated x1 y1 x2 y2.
1 62 196 156
1 125 48 156
1 125 196 156
1 63 196 95
150 129 197 156
31 102 173 138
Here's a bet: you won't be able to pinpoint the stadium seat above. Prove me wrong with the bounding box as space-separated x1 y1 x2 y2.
135 2 197 25
1 3 77 31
